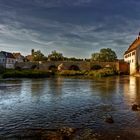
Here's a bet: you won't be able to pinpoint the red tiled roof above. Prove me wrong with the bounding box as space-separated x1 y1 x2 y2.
13 53 21 58
124 36 140 55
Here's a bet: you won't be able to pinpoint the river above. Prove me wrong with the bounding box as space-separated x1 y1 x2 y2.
0 76 140 139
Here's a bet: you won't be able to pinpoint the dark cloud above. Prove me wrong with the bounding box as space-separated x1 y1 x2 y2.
0 0 140 58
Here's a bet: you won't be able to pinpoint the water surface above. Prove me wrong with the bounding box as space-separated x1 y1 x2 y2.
0 76 140 138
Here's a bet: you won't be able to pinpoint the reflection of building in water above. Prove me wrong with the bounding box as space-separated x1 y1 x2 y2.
124 76 140 105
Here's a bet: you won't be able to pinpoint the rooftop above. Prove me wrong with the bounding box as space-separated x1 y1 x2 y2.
124 33 140 55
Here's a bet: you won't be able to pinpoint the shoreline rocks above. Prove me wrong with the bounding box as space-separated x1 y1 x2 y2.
104 115 114 123
131 104 140 111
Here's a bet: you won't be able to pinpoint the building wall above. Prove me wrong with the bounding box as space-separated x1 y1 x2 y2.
118 61 129 74
15 56 24 63
124 50 136 74
136 46 140 66
6 58 16 69
0 53 6 67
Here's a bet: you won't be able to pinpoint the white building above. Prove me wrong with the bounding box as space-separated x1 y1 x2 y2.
0 51 16 69
124 33 140 74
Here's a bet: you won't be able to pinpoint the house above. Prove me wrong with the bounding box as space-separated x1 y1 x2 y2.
0 51 16 69
124 33 140 74
25 55 34 62
13 52 25 62
25 49 34 62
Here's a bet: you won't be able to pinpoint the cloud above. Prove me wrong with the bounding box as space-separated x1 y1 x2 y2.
0 0 140 58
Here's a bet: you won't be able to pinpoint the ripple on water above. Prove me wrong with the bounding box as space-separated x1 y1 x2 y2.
0 77 140 137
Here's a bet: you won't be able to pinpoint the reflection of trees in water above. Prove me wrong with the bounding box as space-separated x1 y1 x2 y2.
31 79 47 97
90 77 117 99
47 77 64 97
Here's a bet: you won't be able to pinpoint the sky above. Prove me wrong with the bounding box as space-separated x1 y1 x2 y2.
0 0 140 58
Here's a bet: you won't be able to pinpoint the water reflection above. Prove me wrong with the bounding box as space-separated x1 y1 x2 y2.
124 76 140 105
90 77 117 99
0 77 140 137
47 77 64 97
31 79 47 97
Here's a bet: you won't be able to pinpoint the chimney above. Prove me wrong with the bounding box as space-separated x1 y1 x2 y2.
136 32 140 39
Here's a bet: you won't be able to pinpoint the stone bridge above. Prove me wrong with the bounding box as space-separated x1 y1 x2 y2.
15 61 129 73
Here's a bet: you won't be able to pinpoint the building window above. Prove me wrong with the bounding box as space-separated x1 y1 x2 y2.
132 51 135 56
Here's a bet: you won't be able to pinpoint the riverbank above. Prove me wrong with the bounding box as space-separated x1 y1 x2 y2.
1 68 121 79
1 70 54 78
1 127 140 140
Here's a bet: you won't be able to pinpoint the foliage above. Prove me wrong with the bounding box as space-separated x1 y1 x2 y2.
57 69 117 77
88 68 117 78
2 70 53 78
48 50 64 61
57 70 86 76
64 57 84 61
0 65 5 74
91 48 117 62
33 50 45 61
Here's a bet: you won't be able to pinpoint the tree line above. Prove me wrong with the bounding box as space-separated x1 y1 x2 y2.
31 48 117 62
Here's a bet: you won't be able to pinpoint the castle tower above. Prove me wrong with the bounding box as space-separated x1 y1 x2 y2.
31 49 34 55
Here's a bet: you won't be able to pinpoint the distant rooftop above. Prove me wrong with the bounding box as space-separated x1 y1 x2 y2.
1 51 15 59
124 33 140 55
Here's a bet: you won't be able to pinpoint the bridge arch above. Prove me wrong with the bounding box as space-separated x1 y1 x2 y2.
91 64 102 70
69 65 80 71
48 65 57 71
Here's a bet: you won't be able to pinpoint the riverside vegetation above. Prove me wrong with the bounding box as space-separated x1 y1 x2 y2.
0 68 120 79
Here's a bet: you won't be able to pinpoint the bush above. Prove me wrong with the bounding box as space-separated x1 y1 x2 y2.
88 68 116 78
58 70 85 76
0 65 5 74
2 70 53 78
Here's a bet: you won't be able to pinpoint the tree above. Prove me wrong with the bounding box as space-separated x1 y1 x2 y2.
91 48 117 62
33 50 45 61
91 53 101 61
48 50 64 61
